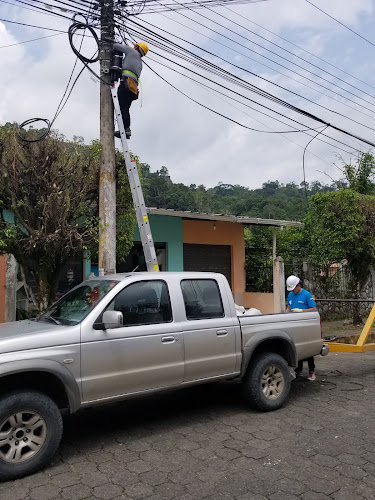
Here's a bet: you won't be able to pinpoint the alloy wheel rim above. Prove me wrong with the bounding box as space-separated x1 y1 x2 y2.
0 411 47 463
261 364 285 400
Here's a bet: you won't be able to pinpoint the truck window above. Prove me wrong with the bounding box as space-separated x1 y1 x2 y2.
181 279 224 320
106 280 172 326
39 280 118 325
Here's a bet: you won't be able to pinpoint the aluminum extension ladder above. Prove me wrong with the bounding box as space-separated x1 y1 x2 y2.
111 85 159 273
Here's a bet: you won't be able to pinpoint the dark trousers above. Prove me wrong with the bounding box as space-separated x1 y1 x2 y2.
297 357 315 372
118 79 138 129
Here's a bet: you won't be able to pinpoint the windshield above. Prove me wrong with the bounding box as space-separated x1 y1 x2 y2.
39 280 119 326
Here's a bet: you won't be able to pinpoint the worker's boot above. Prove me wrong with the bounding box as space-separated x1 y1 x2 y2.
114 129 131 139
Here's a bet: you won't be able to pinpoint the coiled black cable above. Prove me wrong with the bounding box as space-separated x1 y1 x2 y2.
67 19 111 85
17 118 51 142
18 15 102 142
68 19 99 63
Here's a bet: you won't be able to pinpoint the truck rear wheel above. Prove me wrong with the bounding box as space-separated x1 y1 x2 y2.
242 352 291 411
0 391 63 481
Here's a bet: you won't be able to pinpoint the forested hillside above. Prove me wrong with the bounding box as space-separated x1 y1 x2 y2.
140 163 342 221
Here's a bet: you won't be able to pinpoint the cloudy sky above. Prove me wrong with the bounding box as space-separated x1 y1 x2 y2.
1 0 375 189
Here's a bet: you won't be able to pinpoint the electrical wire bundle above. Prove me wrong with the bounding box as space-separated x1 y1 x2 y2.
114 13 375 151
4 0 375 160
17 12 100 142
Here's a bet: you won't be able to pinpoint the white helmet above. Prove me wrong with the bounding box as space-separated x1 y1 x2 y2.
286 275 300 291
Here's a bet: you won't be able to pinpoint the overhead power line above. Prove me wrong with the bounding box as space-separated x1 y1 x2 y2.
124 20 364 154
18 14 97 142
0 0 63 17
124 15 375 133
151 9 375 122
143 59 323 134
223 4 375 93
169 0 375 106
121 17 375 148
3 0 372 154
0 32 63 48
147 55 358 155
129 0 269 14
13 0 97 21
150 51 375 149
0 17 68 31
306 0 375 49
122 20 355 160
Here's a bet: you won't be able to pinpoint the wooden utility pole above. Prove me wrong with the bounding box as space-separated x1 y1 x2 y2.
99 0 116 275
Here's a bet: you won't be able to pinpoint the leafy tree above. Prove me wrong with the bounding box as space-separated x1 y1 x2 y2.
0 126 135 310
278 190 375 323
308 190 375 323
343 152 375 195
115 150 137 261
140 164 339 220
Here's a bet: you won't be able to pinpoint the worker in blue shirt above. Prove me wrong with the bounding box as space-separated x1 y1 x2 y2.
286 275 317 381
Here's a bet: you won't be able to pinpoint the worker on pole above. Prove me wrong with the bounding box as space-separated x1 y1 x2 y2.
112 41 148 140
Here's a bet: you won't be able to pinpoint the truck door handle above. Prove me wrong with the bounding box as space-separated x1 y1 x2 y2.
216 329 228 336
161 336 175 343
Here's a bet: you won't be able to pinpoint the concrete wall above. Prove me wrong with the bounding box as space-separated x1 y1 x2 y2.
5 254 16 322
244 292 274 314
183 219 246 302
0 255 5 323
134 214 184 271
0 254 16 323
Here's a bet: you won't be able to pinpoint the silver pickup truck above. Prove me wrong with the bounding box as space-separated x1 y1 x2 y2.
0 272 327 480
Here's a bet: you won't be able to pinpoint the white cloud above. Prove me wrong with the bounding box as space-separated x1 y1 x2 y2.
0 0 374 192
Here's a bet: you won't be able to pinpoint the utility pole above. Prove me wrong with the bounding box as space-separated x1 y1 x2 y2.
99 0 116 275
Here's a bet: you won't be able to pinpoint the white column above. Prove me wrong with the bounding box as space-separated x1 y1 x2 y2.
5 254 17 322
273 256 285 313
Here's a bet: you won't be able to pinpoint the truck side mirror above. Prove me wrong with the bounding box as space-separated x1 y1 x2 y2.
102 310 123 329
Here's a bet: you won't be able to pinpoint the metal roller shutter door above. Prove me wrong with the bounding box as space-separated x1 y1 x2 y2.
183 244 232 288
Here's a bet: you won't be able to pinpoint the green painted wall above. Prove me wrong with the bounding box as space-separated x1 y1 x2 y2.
83 250 92 279
133 214 183 271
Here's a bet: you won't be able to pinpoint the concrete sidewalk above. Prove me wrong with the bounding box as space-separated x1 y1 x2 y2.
1 351 375 499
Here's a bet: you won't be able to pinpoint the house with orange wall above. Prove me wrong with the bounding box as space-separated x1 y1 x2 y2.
120 208 303 314
0 208 302 321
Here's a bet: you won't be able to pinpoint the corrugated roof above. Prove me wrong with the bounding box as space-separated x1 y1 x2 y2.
147 208 303 228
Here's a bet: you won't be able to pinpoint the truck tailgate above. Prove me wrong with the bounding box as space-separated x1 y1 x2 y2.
239 311 323 361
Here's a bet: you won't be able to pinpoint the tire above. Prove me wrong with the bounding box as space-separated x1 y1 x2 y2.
242 352 291 411
0 391 63 481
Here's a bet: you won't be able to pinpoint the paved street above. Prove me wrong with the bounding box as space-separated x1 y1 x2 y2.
1 350 375 500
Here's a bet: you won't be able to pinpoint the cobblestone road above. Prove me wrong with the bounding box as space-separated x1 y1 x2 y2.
1 351 375 500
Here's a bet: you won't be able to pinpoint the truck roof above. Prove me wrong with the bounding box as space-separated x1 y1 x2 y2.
89 272 225 281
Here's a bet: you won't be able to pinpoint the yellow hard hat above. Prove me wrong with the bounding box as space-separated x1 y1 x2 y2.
135 42 148 56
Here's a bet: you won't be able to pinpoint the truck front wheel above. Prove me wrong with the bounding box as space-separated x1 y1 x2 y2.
242 352 291 411
0 391 63 481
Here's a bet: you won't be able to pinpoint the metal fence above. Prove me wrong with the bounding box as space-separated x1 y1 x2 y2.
247 257 374 300
245 247 273 293
246 264 273 293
